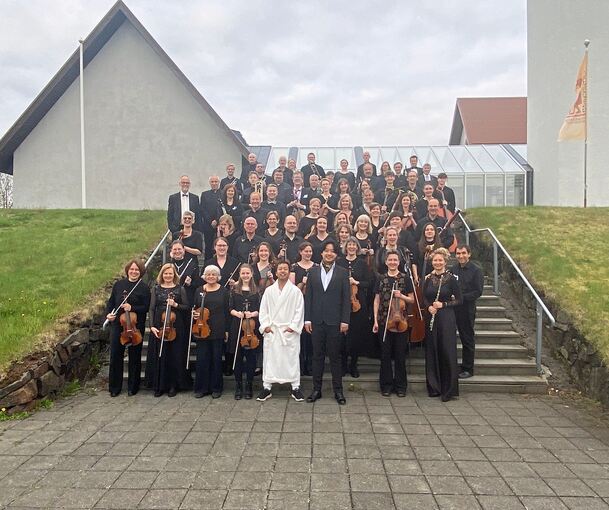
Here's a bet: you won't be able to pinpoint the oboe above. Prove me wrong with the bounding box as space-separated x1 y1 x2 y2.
429 273 444 332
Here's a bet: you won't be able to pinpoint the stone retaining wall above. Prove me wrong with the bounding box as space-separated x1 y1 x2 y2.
469 232 609 407
0 324 108 414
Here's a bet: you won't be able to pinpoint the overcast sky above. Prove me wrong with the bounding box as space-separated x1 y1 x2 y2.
0 0 526 147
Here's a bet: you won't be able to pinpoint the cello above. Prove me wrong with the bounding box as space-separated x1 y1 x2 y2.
406 262 426 343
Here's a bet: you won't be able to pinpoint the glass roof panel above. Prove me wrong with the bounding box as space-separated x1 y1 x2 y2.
378 147 401 166
430 146 463 173
482 145 523 173
511 144 528 161
316 148 335 170
447 145 481 173
463 145 502 173
267 147 289 171
362 148 381 168
397 147 417 165
297 148 316 168
335 147 356 170
414 146 443 172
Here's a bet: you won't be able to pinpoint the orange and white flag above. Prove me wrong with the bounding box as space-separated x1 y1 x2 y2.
558 52 588 141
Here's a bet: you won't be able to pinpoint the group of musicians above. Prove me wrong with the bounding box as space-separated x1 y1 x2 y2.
106 152 483 404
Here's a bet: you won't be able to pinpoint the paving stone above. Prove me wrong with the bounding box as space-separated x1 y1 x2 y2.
192 471 234 490
152 471 196 489
560 496 609 509
466 476 514 495
585 479 609 498
427 475 473 495
113 471 159 489
311 472 350 492
393 493 438 509
178 489 227 509
352 491 397 510
266 490 309 510
435 494 482 509
518 496 569 509
504 476 555 496
222 489 267 509
546 478 598 497
350 473 390 492
309 491 352 510
94 488 147 508
476 495 526 509
310 457 347 473
55 488 107 508
347 458 384 474
137 488 187 509
388 474 431 493
270 471 310 491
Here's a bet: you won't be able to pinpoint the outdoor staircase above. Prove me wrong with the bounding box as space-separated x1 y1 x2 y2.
126 285 548 395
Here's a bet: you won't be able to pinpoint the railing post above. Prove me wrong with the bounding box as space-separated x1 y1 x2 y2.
162 243 167 265
536 302 543 375
465 229 470 246
493 240 499 294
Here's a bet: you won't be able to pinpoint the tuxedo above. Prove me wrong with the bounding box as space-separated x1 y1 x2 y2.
418 174 438 189
167 192 200 235
406 165 423 177
305 263 351 392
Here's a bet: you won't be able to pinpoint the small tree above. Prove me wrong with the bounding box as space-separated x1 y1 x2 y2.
0 174 13 208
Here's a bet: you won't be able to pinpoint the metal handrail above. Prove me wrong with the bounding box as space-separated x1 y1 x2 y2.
458 212 555 375
102 229 171 329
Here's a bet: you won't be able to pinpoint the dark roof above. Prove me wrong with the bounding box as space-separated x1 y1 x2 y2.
0 0 249 175
449 97 527 145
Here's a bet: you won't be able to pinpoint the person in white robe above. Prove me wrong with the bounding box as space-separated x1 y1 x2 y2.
256 260 305 401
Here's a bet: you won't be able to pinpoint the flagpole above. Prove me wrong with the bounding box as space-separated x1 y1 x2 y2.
583 39 590 208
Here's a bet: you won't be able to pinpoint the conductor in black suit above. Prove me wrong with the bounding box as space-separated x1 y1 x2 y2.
304 239 351 405
167 175 200 236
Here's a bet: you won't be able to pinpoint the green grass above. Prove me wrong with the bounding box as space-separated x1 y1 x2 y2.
0 209 166 372
466 206 609 364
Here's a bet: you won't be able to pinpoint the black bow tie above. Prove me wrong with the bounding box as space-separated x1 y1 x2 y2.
182 193 188 197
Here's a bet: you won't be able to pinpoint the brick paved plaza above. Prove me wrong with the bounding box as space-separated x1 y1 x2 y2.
2 387 609 509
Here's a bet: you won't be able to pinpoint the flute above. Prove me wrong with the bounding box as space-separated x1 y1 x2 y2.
429 273 443 332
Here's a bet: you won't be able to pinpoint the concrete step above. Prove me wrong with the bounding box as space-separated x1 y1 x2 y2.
474 317 514 331
465 330 523 345
475 306 507 318
477 295 501 305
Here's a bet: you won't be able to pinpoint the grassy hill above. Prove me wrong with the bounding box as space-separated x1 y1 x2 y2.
466 207 609 364
0 209 166 373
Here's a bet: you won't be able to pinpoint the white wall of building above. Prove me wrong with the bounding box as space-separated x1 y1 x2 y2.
528 0 609 206
14 20 243 209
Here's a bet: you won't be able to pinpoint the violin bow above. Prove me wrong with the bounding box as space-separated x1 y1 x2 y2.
158 298 171 358
232 299 247 371
381 281 396 344
102 278 143 329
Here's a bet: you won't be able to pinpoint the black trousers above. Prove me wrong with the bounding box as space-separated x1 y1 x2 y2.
234 347 257 384
108 327 143 394
456 301 476 373
194 338 224 394
300 331 313 373
379 330 408 392
311 322 343 392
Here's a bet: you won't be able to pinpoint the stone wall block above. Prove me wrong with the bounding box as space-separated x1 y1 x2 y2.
0 379 38 408
37 370 65 397
0 371 32 400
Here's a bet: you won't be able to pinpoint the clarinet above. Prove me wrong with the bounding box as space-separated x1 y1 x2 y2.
429 273 444 332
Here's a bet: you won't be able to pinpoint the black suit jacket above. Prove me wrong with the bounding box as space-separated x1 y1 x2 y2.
301 164 325 187
167 192 200 235
200 189 222 230
304 264 351 326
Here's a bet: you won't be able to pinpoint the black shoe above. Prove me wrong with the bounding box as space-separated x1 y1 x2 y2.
245 382 253 400
396 390 406 398
127 390 137 397
234 383 243 400
459 371 473 379
442 395 456 402
154 391 163 398
167 388 177 398
110 391 120 398
211 391 222 399
256 388 272 401
306 390 322 403
334 391 346 405
350 365 360 378
194 392 205 399
381 390 391 397
291 388 305 402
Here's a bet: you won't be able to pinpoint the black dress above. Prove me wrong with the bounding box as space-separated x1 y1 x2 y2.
204 256 240 288
179 230 204 267
336 256 372 363
291 262 316 375
297 216 317 238
172 257 203 307
228 290 261 384
423 272 462 400
192 286 230 395
105 278 151 395
144 284 191 394
308 234 332 264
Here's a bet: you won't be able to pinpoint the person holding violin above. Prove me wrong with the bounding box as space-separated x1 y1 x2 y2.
257 260 305 402
175 211 204 267
145 263 190 397
105 259 151 397
192 265 230 399
372 251 415 397
337 237 372 378
228 264 260 400
290 241 317 376
423 247 462 402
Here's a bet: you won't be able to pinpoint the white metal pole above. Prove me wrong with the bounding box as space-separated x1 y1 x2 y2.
583 39 590 208
79 39 86 208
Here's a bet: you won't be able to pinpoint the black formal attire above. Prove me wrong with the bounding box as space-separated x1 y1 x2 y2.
167 192 200 235
376 245 414 276
200 189 222 260
374 187 401 211
274 182 293 205
301 163 325 187
172 257 203 307
218 200 244 228
414 193 444 219
308 234 333 264
220 176 243 198
423 272 462 400
331 172 356 193
193 287 229 395
242 207 267 235
291 263 316 375
452 261 484 375
297 216 317 239
357 162 377 180
415 215 451 243
291 187 313 214
176 230 204 267
405 184 424 199
106 278 150 395
304 263 351 393
337 256 372 372
232 234 263 263
436 186 456 213
262 200 287 224
263 228 284 256
273 166 293 186
145 284 191 394
228 291 261 386
395 174 407 189
417 174 438 189
374 272 413 394
406 165 423 177
281 233 304 264
204 256 240 288
240 161 257 183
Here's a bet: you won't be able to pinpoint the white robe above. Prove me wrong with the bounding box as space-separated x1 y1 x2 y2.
258 279 304 386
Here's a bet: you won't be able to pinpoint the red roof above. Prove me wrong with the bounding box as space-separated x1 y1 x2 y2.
449 97 527 145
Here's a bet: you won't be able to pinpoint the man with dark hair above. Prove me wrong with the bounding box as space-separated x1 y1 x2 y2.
272 168 292 204
304 239 351 405
453 245 484 379
415 199 455 249
436 173 456 214
405 170 423 198
406 155 423 177
301 152 325 187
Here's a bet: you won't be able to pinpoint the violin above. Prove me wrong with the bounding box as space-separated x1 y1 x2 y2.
387 281 408 333
240 300 259 349
349 269 361 313
160 292 177 341
119 290 143 346
192 292 211 339
279 240 287 261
